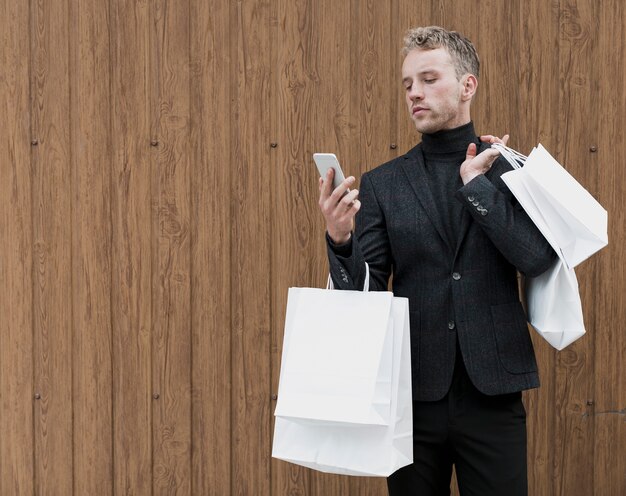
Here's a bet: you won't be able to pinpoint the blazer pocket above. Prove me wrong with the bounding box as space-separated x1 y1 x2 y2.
491 302 538 374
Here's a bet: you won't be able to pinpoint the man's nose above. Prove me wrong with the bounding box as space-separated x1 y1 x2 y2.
408 84 424 101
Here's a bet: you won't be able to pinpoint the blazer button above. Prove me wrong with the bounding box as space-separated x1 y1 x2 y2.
467 195 475 202
452 272 461 281
480 209 488 216
472 200 479 206
448 321 456 330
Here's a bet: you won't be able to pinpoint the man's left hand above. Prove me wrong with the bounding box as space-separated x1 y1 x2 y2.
460 134 509 185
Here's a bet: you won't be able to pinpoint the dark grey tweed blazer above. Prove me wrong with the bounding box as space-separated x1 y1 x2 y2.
327 141 557 401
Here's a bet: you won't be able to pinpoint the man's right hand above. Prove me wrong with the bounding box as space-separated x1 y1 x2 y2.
318 168 360 244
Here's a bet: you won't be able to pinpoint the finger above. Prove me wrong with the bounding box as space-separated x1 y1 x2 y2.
485 148 502 167
330 176 356 203
466 142 477 161
484 148 501 160
347 199 361 215
480 134 508 144
339 199 361 222
321 168 335 198
341 188 360 207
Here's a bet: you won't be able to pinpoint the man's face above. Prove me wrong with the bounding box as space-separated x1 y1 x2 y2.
401 47 472 134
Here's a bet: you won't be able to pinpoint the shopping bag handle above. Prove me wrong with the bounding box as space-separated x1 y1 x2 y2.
491 143 527 170
326 262 370 291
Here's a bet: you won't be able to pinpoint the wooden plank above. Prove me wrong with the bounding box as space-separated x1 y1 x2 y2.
474 0 522 136
270 0 326 493
515 2 560 495
150 0 193 493
189 0 232 494
395 1 438 153
30 0 74 493
349 0 396 177
110 0 153 493
515 0 561 151
593 1 626 494
230 0 272 494
554 1 597 494
0 0 34 493
69 0 114 493
348 1 394 492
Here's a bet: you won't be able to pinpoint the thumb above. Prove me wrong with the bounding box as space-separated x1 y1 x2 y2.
466 142 477 161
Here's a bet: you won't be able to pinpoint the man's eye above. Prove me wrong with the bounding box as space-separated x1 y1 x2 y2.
404 84 412 91
424 79 436 84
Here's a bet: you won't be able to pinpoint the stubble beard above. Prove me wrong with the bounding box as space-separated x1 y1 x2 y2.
411 104 463 135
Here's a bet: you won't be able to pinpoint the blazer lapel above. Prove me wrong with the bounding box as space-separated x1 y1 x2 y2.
400 145 453 253
453 210 472 261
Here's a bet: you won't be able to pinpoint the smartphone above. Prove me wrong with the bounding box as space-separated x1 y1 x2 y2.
313 153 349 196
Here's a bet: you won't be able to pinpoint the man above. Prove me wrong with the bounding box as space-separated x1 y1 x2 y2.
318 26 556 495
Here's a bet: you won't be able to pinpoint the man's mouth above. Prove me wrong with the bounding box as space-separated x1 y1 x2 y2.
412 106 427 115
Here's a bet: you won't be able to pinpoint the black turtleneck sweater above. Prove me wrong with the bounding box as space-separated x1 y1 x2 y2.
421 122 479 249
327 121 480 257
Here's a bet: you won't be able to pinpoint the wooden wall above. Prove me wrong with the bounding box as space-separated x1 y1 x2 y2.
1 0 624 494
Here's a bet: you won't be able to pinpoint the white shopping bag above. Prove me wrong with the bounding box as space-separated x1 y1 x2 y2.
494 143 607 349
497 143 608 270
272 265 413 476
525 259 586 351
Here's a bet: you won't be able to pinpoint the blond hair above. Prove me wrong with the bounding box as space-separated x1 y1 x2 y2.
402 26 480 79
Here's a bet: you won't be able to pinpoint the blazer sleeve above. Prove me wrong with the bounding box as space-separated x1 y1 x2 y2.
455 156 557 277
326 172 392 291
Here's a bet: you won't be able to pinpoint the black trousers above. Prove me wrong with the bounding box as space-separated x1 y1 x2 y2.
387 355 528 496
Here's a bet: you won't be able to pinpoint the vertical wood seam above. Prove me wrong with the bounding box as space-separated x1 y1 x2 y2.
229 4 236 493
28 0 37 492
149 1 155 493
551 5 560 494
185 0 194 489
107 0 115 492
187 0 194 491
262 2 272 492
589 8 598 491
68 1 76 492
228 23 234 496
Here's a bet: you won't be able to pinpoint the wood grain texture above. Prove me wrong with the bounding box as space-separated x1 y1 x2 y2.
150 0 193 493
269 2 315 495
69 0 114 493
350 0 396 178
189 0 232 494
395 0 437 155
230 1 272 495
348 2 394 494
0 0 34 493
515 2 561 495
110 0 153 493
272 1 354 494
30 0 74 493
554 1 598 494
593 1 626 494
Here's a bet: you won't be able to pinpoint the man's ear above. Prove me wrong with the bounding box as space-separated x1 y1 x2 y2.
461 74 478 101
